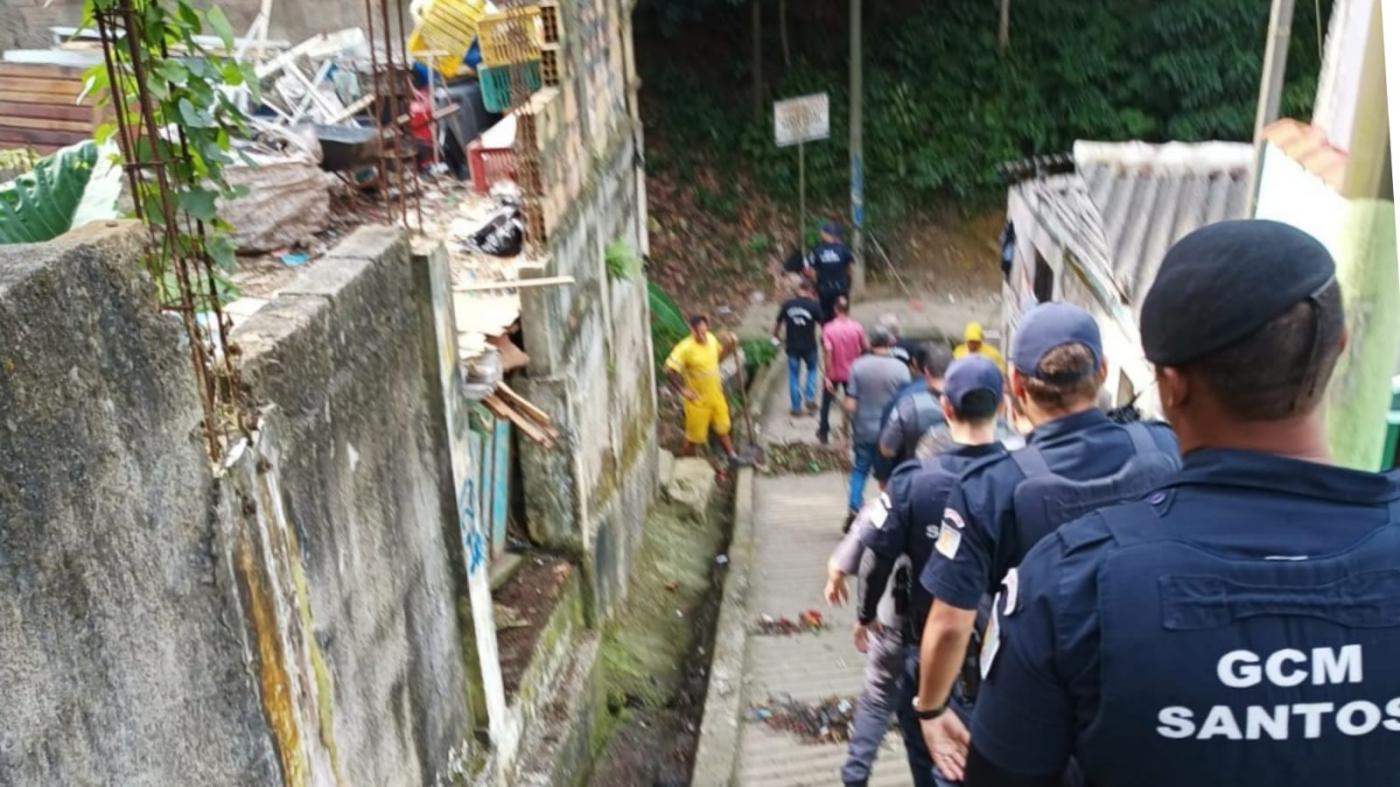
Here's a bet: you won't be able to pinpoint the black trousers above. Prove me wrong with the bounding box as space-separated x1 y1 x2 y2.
818 381 847 439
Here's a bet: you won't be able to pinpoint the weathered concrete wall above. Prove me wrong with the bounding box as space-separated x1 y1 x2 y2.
0 222 281 785
0 222 481 786
232 226 477 785
517 0 656 618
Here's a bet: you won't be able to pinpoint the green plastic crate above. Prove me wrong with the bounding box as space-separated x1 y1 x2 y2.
480 62 542 113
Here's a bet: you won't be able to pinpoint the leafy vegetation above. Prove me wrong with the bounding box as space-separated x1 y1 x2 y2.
82 0 258 307
638 0 1330 217
0 141 121 244
606 240 642 280
648 280 691 368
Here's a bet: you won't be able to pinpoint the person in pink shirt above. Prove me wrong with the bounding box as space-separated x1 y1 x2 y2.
818 296 868 444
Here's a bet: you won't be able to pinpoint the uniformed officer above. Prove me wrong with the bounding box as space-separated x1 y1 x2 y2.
876 344 952 485
912 302 1180 780
806 222 856 322
966 220 1400 787
861 355 1009 787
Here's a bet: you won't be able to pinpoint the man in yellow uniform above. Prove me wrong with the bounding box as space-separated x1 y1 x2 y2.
665 314 740 463
952 322 1006 374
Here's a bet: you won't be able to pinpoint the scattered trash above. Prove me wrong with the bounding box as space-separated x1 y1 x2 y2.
665 580 681 592
715 554 729 566
675 609 685 619
749 694 860 744
280 252 310 266
760 442 851 476
749 290 766 304
754 609 826 636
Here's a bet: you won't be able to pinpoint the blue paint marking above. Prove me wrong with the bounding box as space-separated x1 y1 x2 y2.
466 531 486 575
850 155 865 228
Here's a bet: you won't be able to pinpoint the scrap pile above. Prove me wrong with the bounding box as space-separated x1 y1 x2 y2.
749 695 858 744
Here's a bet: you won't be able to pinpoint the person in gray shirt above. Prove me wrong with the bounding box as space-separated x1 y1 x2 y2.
878 344 952 469
842 327 910 528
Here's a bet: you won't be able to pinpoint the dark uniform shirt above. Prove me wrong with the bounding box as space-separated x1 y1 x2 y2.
808 241 854 294
888 338 921 369
865 443 1007 636
921 408 1177 610
776 296 821 356
971 450 1400 786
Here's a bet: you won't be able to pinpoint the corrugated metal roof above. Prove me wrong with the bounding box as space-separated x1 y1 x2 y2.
1072 140 1253 311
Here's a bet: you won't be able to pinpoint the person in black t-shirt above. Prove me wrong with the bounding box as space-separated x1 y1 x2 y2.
806 222 855 322
773 280 824 416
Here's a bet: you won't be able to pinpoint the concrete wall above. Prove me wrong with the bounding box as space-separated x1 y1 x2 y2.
0 223 281 785
231 226 477 785
0 222 481 785
516 0 656 619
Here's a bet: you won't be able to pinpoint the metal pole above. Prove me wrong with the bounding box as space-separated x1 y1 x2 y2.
1246 0 1296 214
798 140 806 257
849 0 865 291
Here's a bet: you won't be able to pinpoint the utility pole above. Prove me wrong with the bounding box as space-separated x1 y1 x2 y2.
849 0 865 291
1246 0 1297 213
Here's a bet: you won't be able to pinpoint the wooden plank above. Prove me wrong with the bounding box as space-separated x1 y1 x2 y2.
0 116 92 132
451 274 575 292
0 90 89 106
0 77 85 97
0 127 88 146
0 63 87 80
0 101 93 121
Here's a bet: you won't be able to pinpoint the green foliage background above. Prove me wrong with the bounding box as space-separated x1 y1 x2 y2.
638 0 1330 217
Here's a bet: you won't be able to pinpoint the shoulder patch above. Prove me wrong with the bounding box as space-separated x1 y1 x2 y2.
941 507 965 530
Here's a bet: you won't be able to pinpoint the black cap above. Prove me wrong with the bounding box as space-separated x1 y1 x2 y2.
1141 220 1336 366
1011 302 1102 382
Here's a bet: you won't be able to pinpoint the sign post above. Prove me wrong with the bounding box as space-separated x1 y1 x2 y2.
774 92 830 262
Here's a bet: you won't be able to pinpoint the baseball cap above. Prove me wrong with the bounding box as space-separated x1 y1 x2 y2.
943 355 1003 415
1011 302 1102 381
821 222 844 237
965 322 984 342
1140 220 1336 366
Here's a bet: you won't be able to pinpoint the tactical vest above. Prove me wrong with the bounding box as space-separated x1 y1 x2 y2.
1007 422 1180 564
1077 495 1400 786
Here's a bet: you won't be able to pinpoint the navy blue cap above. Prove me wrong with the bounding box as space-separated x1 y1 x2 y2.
1011 302 1102 381
821 222 844 237
944 355 1003 411
1141 220 1337 365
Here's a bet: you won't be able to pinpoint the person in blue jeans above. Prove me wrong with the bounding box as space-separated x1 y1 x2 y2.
842 327 910 526
772 280 823 415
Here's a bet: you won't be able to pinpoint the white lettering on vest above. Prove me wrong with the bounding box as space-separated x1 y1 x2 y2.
1156 706 1195 739
1384 698 1400 732
1265 649 1308 687
1292 702 1335 739
1218 650 1260 688
1196 706 1243 740
1217 645 1364 689
1314 644 1364 686
1244 705 1290 740
1337 701 1383 736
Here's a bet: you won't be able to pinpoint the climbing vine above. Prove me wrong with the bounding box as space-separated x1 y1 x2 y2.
84 0 258 454
83 0 255 305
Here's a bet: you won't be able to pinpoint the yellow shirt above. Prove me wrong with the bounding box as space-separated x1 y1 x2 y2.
665 332 725 402
953 342 1007 374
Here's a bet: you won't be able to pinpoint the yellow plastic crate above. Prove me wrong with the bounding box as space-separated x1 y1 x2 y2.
407 0 489 78
478 7 542 67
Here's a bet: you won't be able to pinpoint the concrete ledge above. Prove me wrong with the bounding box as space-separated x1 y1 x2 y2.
690 466 756 787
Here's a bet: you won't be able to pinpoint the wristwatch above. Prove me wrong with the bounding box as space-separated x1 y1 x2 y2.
913 696 948 720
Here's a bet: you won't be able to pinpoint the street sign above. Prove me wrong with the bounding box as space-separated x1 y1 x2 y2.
773 93 830 148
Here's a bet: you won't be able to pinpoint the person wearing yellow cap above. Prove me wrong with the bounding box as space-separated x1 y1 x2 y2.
953 322 1006 374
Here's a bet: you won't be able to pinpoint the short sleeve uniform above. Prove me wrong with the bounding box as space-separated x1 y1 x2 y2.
972 450 1400 785
665 333 730 443
776 297 821 357
921 409 1177 611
